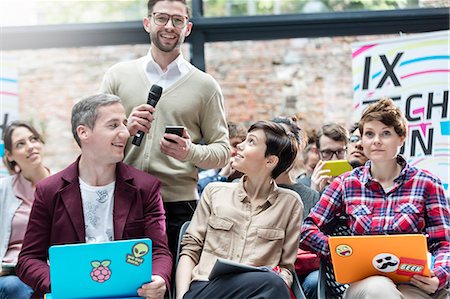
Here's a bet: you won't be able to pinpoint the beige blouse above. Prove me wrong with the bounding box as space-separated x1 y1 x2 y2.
180 177 303 287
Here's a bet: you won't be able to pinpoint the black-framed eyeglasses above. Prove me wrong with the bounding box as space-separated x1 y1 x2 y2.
319 148 347 160
151 12 189 28
349 135 361 143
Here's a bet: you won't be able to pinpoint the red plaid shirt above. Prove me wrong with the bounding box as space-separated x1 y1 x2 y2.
300 155 450 289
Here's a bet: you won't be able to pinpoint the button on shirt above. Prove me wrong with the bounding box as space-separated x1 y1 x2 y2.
143 50 192 89
180 177 303 287
300 155 450 289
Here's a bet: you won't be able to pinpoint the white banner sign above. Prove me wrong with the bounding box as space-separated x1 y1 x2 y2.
352 30 450 197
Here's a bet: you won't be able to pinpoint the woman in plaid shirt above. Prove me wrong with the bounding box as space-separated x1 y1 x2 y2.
300 98 449 299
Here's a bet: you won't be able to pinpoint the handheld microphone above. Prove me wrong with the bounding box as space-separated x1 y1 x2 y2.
132 84 163 146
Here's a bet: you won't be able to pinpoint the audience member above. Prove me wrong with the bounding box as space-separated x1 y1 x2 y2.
99 0 230 259
17 94 172 299
197 121 246 196
301 144 319 177
175 120 303 299
272 117 320 299
300 98 450 299
346 122 368 168
299 123 348 193
0 121 51 299
272 117 319 218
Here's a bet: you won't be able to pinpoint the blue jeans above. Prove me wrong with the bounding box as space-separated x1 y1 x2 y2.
0 275 33 299
301 270 319 299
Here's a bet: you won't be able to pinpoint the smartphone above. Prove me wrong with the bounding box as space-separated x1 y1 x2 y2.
322 160 352 177
164 125 184 143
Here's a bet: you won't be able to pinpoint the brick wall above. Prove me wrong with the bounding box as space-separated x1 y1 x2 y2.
4 34 394 171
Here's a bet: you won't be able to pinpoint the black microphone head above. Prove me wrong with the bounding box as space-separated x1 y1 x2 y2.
149 84 163 98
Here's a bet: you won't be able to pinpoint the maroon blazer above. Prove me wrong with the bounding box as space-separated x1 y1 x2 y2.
17 158 172 298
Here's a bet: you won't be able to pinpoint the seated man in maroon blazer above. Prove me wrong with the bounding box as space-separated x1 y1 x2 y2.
17 94 172 299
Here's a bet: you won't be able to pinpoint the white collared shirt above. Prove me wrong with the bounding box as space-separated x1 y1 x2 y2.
142 49 192 89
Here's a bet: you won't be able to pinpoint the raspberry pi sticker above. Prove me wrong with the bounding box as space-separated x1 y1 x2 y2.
90 260 112 283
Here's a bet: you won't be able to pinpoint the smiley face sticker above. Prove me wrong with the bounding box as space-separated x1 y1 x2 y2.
336 244 353 257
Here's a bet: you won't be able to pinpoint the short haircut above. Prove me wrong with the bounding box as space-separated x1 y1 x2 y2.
71 94 122 147
2 121 45 172
315 123 348 150
147 0 191 17
227 121 246 140
248 120 298 179
359 97 408 138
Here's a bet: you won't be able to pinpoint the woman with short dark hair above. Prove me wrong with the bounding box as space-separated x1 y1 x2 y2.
176 120 304 299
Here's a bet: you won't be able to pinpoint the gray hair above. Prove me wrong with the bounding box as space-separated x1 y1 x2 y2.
71 93 122 147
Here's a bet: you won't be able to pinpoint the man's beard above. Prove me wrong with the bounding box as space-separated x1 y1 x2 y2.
150 31 183 53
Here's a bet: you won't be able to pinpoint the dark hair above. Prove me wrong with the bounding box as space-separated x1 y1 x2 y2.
272 116 306 152
359 97 407 138
147 0 191 17
228 121 246 140
316 123 348 150
248 120 298 179
348 122 360 135
71 94 122 147
2 121 45 172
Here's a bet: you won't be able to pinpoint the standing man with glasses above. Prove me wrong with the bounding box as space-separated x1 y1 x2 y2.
100 0 230 263
299 123 348 193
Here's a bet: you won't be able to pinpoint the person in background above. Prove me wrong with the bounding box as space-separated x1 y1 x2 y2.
100 0 230 259
17 94 172 299
176 120 303 299
299 143 319 180
299 123 348 193
301 98 450 299
0 121 51 299
197 121 246 196
272 117 320 299
273 117 319 218
346 122 368 168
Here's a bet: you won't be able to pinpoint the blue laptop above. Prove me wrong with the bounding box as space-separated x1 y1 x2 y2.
47 238 152 299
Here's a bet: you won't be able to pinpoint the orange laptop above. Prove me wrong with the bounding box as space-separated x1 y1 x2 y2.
328 234 431 284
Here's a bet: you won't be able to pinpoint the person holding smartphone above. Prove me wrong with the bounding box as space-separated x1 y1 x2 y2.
300 98 450 298
298 123 349 193
0 121 51 299
99 0 230 260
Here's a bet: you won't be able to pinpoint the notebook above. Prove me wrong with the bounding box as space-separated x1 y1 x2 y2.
48 238 152 299
329 234 430 284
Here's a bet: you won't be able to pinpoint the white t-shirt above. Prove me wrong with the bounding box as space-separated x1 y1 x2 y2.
79 178 115 243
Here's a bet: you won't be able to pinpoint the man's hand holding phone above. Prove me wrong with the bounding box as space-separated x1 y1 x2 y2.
160 126 191 161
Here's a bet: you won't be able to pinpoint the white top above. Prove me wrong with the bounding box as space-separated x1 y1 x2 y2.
142 50 192 89
79 178 115 243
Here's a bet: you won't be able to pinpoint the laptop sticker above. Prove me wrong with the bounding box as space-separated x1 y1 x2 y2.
372 253 399 273
90 260 112 283
126 242 149 266
396 257 426 277
335 244 353 257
